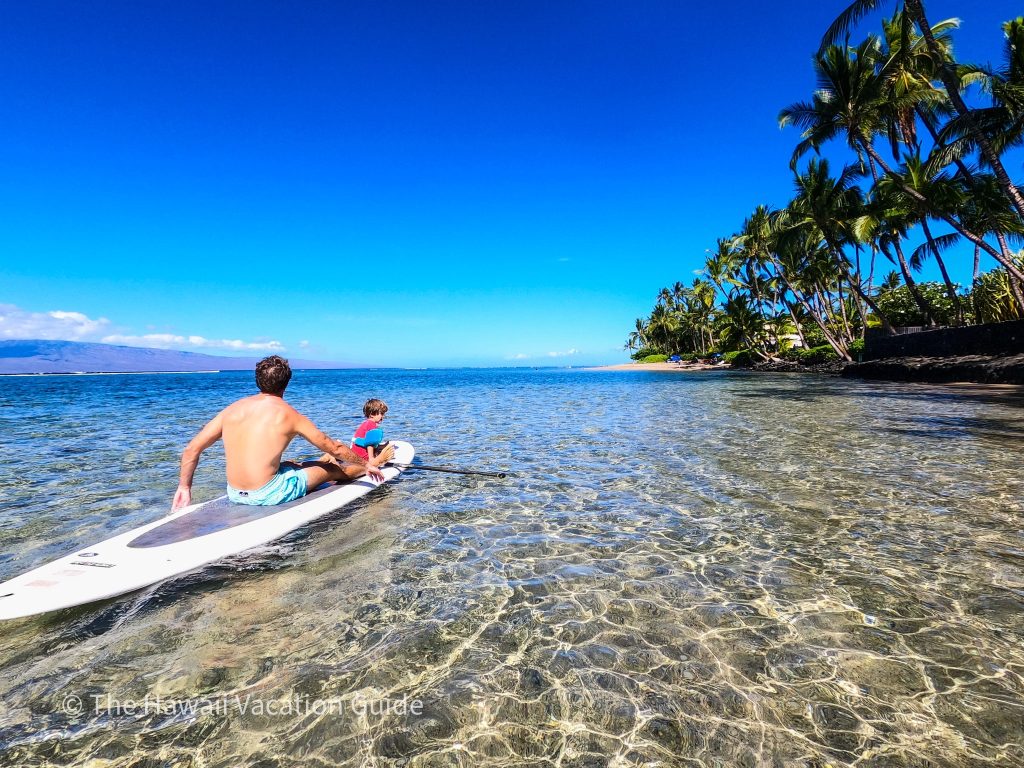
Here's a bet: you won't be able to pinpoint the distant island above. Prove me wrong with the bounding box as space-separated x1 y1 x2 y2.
0 340 349 375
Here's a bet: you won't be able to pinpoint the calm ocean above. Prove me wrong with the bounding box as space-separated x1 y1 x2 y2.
1 368 1023 766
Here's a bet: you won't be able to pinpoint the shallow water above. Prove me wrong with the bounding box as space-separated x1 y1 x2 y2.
0 368 1023 767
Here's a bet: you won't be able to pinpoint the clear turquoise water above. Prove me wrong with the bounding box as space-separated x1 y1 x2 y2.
1 369 1023 766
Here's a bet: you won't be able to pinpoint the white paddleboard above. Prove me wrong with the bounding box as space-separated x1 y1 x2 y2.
0 441 414 621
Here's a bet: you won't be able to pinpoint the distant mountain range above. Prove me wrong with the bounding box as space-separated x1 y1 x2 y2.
0 340 349 374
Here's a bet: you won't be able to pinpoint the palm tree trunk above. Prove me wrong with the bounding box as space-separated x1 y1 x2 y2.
835 278 855 342
848 277 871 336
995 231 1019 270
852 286 894 335
771 259 851 358
826 289 844 334
905 0 1024 220
886 239 938 326
1009 274 1024 315
973 245 981 281
783 297 809 349
843 270 895 335
799 292 851 359
853 243 869 324
919 219 963 325
815 282 844 336
867 243 878 292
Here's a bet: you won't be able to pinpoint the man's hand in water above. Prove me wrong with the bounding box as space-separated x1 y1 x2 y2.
172 485 192 511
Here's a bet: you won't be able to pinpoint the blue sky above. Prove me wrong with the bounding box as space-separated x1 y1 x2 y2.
1 1 1021 367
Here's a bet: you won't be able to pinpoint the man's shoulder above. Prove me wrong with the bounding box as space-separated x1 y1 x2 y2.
224 393 262 411
275 399 310 428
225 394 301 416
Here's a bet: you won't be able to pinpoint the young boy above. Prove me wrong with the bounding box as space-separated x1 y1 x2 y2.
351 398 395 466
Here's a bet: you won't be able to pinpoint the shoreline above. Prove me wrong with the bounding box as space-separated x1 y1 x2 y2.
0 370 223 377
843 353 1024 386
587 362 725 372
590 358 1024 391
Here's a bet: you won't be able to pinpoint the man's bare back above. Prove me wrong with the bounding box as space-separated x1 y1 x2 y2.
222 394 313 490
172 356 389 511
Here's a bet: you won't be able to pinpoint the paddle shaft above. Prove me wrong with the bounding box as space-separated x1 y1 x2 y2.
391 463 508 479
294 454 509 479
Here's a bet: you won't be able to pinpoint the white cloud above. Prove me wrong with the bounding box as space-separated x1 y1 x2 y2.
0 302 285 353
299 340 310 349
102 334 285 352
508 348 581 361
0 304 110 340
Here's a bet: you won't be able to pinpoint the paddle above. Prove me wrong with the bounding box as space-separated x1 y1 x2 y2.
389 462 510 479
293 453 510 479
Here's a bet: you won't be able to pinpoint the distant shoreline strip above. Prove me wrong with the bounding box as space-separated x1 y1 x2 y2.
0 370 223 377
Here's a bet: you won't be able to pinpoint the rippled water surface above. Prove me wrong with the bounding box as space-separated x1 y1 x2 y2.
1 368 1023 767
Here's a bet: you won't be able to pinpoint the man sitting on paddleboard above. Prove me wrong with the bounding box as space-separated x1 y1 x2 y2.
171 355 386 510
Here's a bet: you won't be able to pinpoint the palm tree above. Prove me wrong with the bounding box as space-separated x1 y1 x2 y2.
823 1 1024 220
772 225 850 349
719 295 771 360
735 206 779 326
630 9 1024 356
705 238 739 303
856 185 939 326
781 42 1024 284
878 270 902 293
877 9 958 158
954 172 1024 308
969 18 1024 158
872 153 965 323
688 278 718 353
785 157 895 337
780 38 889 172
646 304 679 354
625 317 649 352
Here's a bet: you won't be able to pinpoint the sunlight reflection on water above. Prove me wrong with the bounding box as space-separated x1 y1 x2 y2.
0 369 1023 766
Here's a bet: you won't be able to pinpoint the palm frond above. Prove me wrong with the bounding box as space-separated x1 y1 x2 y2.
820 0 887 53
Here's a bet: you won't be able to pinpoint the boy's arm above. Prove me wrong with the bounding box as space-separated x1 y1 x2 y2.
294 415 384 481
172 411 224 510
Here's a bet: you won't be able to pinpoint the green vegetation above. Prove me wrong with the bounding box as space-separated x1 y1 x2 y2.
638 354 669 364
874 281 961 327
629 347 660 362
626 5 1024 366
800 345 842 365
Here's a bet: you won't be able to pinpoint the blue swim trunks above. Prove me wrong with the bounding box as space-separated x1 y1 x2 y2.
227 465 308 506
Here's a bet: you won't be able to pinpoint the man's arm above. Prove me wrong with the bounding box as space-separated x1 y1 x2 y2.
172 412 225 510
294 415 385 482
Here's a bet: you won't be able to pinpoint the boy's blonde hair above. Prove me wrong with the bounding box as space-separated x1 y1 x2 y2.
363 398 388 417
